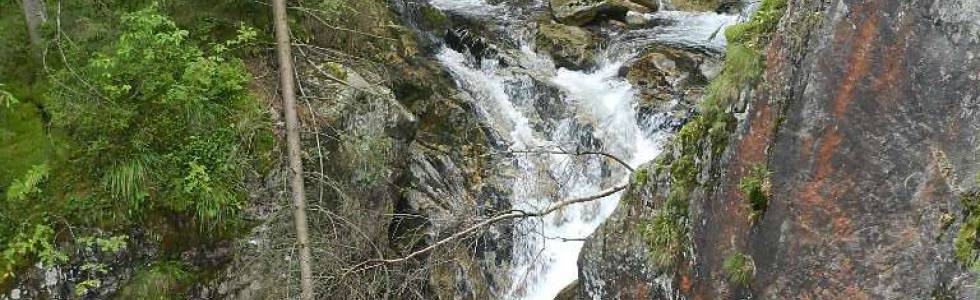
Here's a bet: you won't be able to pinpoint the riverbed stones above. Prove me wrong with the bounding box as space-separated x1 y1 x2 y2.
535 22 598 69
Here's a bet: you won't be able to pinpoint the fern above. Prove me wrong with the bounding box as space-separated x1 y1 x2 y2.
5 163 50 201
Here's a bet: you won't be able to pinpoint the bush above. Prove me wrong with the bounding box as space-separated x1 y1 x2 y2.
46 5 267 231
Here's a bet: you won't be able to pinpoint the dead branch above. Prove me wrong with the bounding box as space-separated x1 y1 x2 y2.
343 182 628 274
506 148 635 172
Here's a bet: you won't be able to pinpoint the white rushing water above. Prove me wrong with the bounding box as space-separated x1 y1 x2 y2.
429 1 740 299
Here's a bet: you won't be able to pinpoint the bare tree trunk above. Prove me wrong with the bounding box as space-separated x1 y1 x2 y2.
271 1 314 299
21 0 46 48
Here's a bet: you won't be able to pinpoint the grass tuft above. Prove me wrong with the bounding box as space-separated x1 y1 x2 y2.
722 251 755 285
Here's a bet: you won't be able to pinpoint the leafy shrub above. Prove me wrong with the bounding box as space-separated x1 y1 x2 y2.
46 5 267 231
722 251 755 285
1 164 65 281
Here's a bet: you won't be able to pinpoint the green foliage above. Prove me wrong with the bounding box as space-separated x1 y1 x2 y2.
77 234 129 253
0 84 17 108
5 164 50 202
115 262 191 300
738 164 771 222
46 5 266 232
639 0 786 269
724 0 787 49
0 103 55 188
418 5 450 31
640 204 688 268
701 0 787 116
1 223 67 281
633 168 650 186
722 251 755 285
73 234 128 296
1 163 65 281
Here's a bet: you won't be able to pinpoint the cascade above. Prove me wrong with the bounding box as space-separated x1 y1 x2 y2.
425 0 742 298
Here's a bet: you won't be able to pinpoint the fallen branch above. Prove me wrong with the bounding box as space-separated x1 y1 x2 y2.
508 148 635 172
343 182 628 274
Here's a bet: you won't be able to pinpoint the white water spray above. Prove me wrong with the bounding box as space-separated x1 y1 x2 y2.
430 1 741 299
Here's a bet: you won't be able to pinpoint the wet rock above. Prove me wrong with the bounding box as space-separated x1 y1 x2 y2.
577 164 672 299
579 0 980 299
446 27 498 63
554 280 580 300
713 0 743 14
625 45 716 121
624 11 648 26
535 22 599 69
630 0 660 10
550 0 651 25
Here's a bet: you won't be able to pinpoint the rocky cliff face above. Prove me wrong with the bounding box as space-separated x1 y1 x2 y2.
578 0 980 299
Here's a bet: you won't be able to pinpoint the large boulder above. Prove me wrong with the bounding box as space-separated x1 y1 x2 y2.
550 0 653 25
535 22 599 69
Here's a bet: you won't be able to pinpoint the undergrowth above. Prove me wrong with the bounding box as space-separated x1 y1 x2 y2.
1 2 272 288
114 262 192 299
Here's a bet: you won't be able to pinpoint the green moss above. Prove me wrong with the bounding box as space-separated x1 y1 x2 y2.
738 164 771 222
418 5 449 31
702 0 786 115
722 251 755 285
639 0 786 270
955 190 980 267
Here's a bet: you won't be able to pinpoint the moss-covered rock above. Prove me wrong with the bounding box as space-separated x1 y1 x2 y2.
536 22 599 69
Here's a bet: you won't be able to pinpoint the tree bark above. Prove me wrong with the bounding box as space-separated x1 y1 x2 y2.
21 0 46 48
271 1 314 299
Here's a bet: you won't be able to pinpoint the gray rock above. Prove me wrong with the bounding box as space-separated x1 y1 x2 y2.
550 0 651 25
624 11 648 26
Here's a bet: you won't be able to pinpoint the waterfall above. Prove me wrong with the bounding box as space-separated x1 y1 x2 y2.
425 1 741 299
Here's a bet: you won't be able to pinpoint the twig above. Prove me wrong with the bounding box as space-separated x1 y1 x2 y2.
507 148 635 172
342 182 628 274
